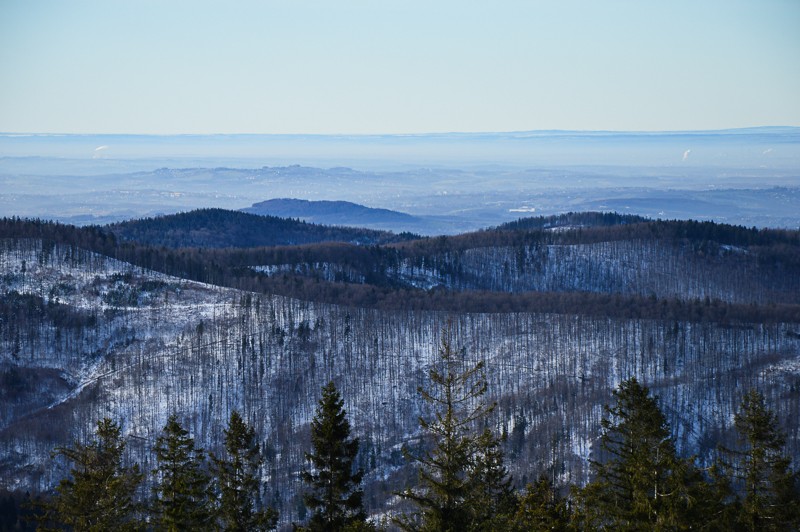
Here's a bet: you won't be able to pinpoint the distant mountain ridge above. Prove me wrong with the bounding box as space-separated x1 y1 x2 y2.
105 208 417 248
242 198 462 234
243 198 419 225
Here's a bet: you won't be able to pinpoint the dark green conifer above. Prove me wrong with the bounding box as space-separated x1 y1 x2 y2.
396 331 510 532
299 381 368 532
212 411 278 531
574 378 702 530
731 389 799 531
152 413 213 531
510 475 569 531
468 428 517 530
691 460 740 529
39 417 143 531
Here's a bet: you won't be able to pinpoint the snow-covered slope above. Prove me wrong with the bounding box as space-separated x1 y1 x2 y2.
1 238 798 523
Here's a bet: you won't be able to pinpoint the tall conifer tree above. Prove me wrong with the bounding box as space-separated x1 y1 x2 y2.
38 418 143 531
212 411 278 531
511 475 570 531
152 414 213 531
731 389 799 530
396 330 510 531
574 378 703 530
468 428 517 530
299 381 367 531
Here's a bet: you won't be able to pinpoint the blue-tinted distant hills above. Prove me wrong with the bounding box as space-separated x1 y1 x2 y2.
106 208 417 248
244 198 418 225
1 128 798 232
2 127 798 169
241 198 472 235
242 198 454 233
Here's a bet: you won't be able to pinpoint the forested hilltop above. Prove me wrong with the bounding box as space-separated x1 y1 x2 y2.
107 208 418 248
2 210 800 315
0 211 798 528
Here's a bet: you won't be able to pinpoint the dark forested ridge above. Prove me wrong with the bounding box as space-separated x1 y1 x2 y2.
0 210 799 527
243 198 421 226
106 208 417 248
1 211 798 319
497 211 650 230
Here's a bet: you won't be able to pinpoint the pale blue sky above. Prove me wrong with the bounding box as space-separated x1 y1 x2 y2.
1 0 798 134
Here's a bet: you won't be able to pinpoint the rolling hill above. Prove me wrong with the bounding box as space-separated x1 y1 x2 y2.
0 211 798 525
105 208 417 248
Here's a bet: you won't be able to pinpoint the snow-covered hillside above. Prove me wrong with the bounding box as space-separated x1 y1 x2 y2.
1 238 799 523
253 238 799 305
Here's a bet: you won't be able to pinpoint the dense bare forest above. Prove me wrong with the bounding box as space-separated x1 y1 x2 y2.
0 212 798 527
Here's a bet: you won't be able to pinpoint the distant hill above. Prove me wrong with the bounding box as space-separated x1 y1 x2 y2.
105 208 416 248
242 198 460 234
496 212 650 231
244 198 417 224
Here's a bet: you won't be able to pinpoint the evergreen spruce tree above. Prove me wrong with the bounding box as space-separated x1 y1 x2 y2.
574 378 702 530
395 331 510 532
152 414 213 531
692 459 740 529
299 381 368 532
731 389 799 531
468 428 517 531
212 411 278 531
38 417 143 531
510 475 569 532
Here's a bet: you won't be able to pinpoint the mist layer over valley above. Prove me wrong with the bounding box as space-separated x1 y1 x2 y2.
2 128 799 232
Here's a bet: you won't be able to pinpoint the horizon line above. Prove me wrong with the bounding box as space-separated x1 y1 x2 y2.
1 125 799 138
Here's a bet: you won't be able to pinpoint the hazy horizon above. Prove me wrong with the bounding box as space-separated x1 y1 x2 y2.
2 1 798 135
2 2 798 230
3 127 798 164
3 125 799 136
2 127 798 232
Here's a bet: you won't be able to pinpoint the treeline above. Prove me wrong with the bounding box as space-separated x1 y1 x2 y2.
497 211 650 231
395 212 800 259
26 413 277 531
497 211 800 249
0 291 97 333
17 384 366 531
227 273 800 323
391 336 800 530
8 336 799 530
1 215 799 322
